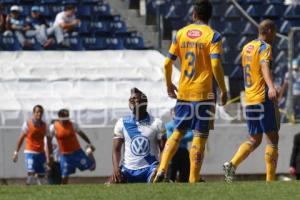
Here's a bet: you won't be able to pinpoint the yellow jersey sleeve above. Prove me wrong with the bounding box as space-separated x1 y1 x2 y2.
210 31 222 59
167 31 181 61
259 43 272 64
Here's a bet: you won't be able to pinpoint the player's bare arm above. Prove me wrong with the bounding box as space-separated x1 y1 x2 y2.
112 138 124 183
261 61 277 101
211 58 227 105
12 132 26 162
164 58 177 99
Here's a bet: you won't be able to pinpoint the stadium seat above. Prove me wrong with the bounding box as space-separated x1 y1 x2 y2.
222 22 237 36
284 5 300 19
81 0 101 4
82 36 107 50
237 36 250 50
246 5 262 19
241 22 257 36
110 21 127 33
0 0 19 4
40 0 59 4
67 36 84 50
277 37 288 50
266 0 284 4
225 5 240 19
279 20 292 34
1 36 22 51
105 37 124 50
264 5 280 19
90 21 110 34
49 5 64 16
19 5 31 17
78 20 90 34
77 5 91 18
124 36 144 49
62 0 79 4
245 0 262 4
275 50 287 65
23 37 43 50
91 4 111 16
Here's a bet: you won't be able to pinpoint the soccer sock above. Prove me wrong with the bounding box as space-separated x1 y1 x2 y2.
189 137 207 183
157 130 183 173
230 142 254 169
26 175 35 185
265 145 278 182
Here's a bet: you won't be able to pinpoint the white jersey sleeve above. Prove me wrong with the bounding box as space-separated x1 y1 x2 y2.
21 121 29 135
114 118 124 139
53 12 64 27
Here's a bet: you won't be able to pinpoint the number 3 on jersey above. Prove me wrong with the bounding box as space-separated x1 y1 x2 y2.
184 52 195 79
244 64 252 88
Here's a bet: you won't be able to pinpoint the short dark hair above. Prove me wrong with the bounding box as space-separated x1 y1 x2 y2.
33 105 44 113
131 87 148 103
259 19 276 35
193 0 213 23
58 109 69 117
64 4 75 11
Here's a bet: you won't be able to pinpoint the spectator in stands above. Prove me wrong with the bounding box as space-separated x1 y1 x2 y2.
0 3 6 33
53 4 80 46
4 5 32 47
166 108 193 183
279 59 300 119
289 132 300 179
26 6 55 48
49 109 96 184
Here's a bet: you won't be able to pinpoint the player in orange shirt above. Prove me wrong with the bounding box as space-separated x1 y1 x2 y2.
154 0 227 183
12 105 53 185
49 109 96 184
223 19 280 182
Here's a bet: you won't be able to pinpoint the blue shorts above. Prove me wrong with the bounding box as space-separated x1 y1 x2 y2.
174 100 214 134
60 149 94 177
25 153 46 175
121 161 158 183
246 99 280 135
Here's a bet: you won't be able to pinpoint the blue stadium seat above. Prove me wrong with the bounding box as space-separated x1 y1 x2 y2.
0 0 19 4
49 5 64 16
78 20 90 34
19 5 31 17
279 20 292 34
78 5 91 18
124 36 144 49
1 36 22 51
62 0 79 4
284 5 300 19
110 21 127 33
234 53 242 65
275 51 287 65
264 5 280 19
39 6 51 17
212 4 225 18
245 0 262 4
91 4 111 16
225 5 240 19
90 21 110 33
40 0 59 4
105 37 124 50
237 36 250 50
246 5 262 19
83 36 107 50
241 22 257 36
81 0 100 4
277 37 288 50
266 0 284 4
67 36 84 50
222 22 237 36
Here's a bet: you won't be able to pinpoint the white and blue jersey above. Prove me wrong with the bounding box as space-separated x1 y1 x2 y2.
114 114 165 182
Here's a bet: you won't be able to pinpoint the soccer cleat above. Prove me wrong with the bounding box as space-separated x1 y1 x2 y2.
223 162 235 183
153 170 166 183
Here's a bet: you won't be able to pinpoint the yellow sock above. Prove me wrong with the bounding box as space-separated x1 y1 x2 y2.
265 145 278 182
157 130 183 173
231 142 253 169
189 137 207 183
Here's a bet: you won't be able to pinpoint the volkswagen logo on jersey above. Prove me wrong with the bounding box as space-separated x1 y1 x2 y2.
130 136 150 156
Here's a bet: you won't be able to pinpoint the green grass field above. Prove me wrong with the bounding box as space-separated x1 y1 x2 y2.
1 181 300 200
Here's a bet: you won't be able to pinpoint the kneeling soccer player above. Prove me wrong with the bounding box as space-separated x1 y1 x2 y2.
223 19 280 182
109 88 165 183
49 109 96 184
13 105 53 185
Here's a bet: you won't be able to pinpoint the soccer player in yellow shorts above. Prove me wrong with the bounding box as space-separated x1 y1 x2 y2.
223 19 280 182
154 0 227 183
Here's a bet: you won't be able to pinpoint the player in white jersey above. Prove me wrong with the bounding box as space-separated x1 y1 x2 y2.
108 88 166 183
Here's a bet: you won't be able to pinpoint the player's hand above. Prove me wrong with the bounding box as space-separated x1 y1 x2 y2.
47 156 54 169
220 91 228 106
289 167 296 176
12 151 18 163
112 168 124 183
167 83 177 99
268 87 278 101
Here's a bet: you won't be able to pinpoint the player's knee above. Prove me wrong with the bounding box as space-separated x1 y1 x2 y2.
248 138 262 149
266 132 279 147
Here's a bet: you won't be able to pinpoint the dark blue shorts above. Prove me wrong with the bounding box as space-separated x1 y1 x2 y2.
174 100 214 133
246 99 280 135
60 149 94 177
25 153 46 175
121 161 158 183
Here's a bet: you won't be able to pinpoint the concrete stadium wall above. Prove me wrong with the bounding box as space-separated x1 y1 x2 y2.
0 124 299 178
